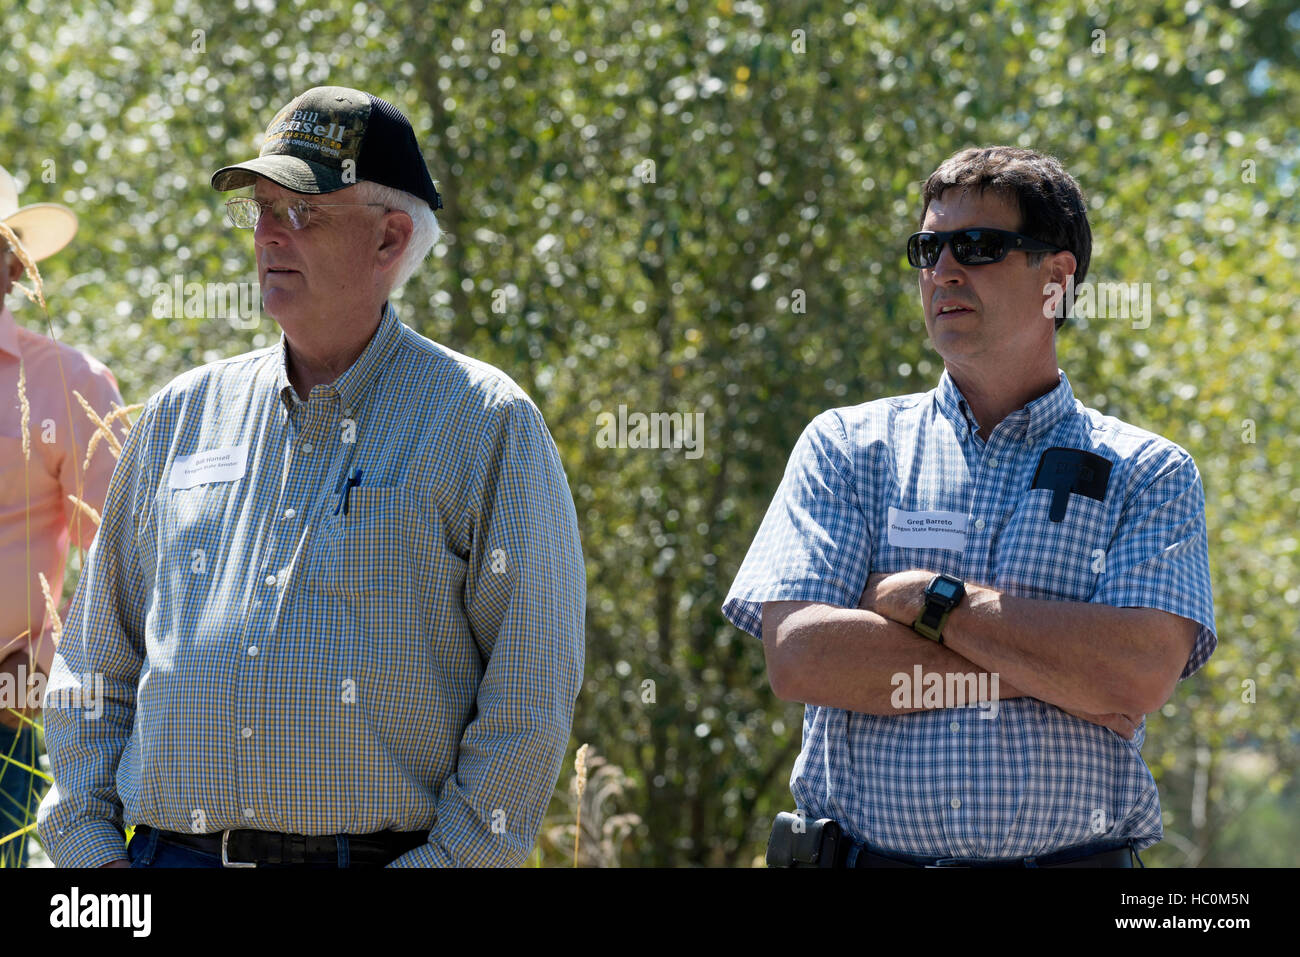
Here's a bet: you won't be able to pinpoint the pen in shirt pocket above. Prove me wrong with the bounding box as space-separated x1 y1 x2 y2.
334 465 364 516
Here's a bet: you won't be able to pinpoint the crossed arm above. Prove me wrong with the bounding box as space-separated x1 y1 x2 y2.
761 569 1199 739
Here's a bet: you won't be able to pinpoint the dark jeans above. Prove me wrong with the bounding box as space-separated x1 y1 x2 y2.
127 825 377 868
0 723 42 868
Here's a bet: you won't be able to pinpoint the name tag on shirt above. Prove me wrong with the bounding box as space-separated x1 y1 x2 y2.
886 507 968 552
169 444 249 489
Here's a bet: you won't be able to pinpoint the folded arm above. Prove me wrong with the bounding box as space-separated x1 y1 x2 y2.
761 600 1030 714
863 569 1198 716
760 567 1192 739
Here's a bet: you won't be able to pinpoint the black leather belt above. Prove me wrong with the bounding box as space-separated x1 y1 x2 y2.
841 839 1135 868
138 825 429 867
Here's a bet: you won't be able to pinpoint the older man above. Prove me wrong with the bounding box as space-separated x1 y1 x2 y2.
0 164 123 866
38 87 585 868
727 147 1215 868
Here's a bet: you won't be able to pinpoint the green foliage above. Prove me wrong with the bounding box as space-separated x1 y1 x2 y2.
3 0 1296 866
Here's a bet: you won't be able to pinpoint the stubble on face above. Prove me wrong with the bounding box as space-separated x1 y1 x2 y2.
918 189 1057 369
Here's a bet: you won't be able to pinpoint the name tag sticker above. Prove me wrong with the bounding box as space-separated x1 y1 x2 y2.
169 445 249 490
886 507 969 552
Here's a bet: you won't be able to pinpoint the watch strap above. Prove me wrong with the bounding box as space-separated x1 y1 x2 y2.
912 604 951 643
912 574 965 644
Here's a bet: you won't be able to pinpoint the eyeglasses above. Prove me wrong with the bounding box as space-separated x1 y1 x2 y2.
225 196 387 230
906 228 1062 268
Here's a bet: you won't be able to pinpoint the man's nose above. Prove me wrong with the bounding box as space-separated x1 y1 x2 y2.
929 241 967 283
252 206 288 247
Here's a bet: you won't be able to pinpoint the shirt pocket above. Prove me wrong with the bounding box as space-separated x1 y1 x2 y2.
312 486 416 597
308 487 441 753
994 487 1114 602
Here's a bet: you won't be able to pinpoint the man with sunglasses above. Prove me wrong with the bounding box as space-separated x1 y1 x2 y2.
726 146 1215 868
38 87 585 868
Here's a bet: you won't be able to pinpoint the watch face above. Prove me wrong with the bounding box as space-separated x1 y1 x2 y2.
933 579 962 600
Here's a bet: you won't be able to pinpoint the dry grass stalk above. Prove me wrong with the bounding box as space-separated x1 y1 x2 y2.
573 742 589 867
103 402 143 429
0 632 31 661
17 361 30 462
83 401 141 470
73 390 121 459
0 221 45 310
38 572 62 645
82 430 103 471
545 749 641 868
66 494 101 528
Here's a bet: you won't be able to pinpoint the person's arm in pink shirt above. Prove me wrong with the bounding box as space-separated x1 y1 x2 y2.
7 357 124 683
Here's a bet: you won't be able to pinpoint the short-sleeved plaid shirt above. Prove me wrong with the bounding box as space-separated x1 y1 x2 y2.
38 304 586 867
723 368 1215 858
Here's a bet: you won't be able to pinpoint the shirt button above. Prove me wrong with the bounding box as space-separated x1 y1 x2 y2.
987 457 999 468
264 574 276 586
974 518 986 530
241 727 253 738
283 507 296 519
950 798 962 810
950 721 960 732
243 808 255 819
247 646 259 657
342 408 353 417
301 442 314 454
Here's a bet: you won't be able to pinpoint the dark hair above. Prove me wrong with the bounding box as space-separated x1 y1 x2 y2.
920 147 1091 331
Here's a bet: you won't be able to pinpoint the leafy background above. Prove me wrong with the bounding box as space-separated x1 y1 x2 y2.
2 0 1296 866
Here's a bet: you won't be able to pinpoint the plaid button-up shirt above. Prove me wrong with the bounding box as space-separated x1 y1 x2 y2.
724 369 1215 858
38 304 586 867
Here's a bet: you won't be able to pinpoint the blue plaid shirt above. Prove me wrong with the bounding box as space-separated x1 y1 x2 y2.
38 304 586 867
724 369 1215 858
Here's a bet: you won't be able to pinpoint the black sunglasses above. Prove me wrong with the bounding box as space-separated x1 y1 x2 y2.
906 228 1063 268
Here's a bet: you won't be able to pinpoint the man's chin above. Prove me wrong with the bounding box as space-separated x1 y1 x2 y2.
260 290 303 325
929 330 987 362
929 323 974 344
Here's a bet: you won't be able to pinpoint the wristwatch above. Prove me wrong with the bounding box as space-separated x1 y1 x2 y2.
912 574 966 644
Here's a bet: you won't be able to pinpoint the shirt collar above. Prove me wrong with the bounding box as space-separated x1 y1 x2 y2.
276 302 402 414
935 367 1076 444
0 306 20 359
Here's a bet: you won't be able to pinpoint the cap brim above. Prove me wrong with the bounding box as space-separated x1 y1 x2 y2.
211 154 348 194
4 204 79 262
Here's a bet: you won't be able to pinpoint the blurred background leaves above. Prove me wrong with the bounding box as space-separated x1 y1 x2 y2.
3 0 1296 866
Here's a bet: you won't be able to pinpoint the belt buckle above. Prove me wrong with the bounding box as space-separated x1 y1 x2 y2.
924 858 968 868
221 830 257 868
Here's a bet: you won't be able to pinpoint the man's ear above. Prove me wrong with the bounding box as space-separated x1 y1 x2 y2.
1045 249 1077 289
375 210 414 274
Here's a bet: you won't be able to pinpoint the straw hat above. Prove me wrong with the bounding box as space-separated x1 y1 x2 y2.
0 164 78 262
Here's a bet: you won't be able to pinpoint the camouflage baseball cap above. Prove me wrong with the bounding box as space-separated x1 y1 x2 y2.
210 85 443 209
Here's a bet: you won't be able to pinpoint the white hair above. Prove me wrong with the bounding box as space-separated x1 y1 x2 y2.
351 179 441 294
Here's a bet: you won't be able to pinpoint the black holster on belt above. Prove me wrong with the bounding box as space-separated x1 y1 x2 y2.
765 811 843 867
